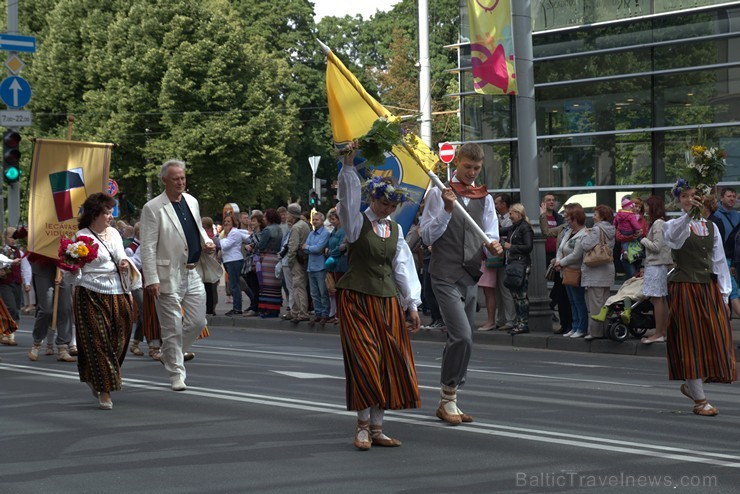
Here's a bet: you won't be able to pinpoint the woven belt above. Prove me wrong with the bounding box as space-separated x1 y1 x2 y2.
185 263 197 270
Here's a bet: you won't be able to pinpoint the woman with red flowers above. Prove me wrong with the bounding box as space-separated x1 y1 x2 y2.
65 192 139 410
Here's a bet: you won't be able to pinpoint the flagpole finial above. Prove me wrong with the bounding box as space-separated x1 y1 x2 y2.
316 38 331 55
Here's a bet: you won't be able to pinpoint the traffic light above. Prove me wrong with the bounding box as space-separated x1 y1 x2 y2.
2 130 21 184
309 189 318 207
314 178 328 202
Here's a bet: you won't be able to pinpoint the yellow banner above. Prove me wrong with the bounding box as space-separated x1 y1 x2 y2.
27 139 113 258
467 0 517 95
325 50 436 232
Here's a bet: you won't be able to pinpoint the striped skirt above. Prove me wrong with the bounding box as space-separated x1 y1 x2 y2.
258 252 282 315
667 281 736 383
338 289 420 411
73 287 134 392
0 298 18 336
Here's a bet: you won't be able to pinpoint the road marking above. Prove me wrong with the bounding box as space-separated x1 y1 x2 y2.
3 362 739 469
272 371 343 380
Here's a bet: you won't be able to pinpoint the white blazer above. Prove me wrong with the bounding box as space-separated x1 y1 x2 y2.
140 191 216 293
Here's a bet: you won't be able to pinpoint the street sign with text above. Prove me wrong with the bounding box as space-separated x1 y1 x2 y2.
0 110 31 127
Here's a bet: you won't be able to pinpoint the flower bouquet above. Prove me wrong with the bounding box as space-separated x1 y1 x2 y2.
672 137 727 220
58 235 99 272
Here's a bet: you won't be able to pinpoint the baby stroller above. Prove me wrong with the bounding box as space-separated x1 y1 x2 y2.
601 276 654 342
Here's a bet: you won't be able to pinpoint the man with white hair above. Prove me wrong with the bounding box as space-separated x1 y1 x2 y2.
140 160 218 391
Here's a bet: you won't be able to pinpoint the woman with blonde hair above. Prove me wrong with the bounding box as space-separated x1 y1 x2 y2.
501 204 534 334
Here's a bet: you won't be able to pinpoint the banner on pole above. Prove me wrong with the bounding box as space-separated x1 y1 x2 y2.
27 138 113 258
467 0 517 95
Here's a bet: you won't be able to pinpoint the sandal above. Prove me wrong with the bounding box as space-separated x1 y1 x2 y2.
354 420 371 451
693 400 718 416
369 425 402 447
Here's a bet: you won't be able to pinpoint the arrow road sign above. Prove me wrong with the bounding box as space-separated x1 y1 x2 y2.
0 76 31 108
0 34 36 53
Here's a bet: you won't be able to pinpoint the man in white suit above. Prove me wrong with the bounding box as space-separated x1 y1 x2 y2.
140 160 216 391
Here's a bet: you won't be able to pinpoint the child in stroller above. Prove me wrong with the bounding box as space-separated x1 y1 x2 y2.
590 275 654 342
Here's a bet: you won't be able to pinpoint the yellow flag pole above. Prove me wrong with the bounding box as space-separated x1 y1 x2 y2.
319 40 500 252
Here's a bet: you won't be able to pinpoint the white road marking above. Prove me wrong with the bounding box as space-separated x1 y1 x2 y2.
3 362 738 469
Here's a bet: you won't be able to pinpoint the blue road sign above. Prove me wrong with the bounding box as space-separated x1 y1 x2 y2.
0 76 31 108
0 34 36 53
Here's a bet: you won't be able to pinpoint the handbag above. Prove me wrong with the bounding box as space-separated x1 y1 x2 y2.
325 271 336 294
545 263 557 282
503 261 527 290
485 255 504 269
561 266 581 287
583 227 613 267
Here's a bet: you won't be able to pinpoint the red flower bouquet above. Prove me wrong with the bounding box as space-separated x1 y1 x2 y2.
58 235 99 272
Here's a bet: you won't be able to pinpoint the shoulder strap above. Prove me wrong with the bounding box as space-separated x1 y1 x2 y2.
88 229 123 281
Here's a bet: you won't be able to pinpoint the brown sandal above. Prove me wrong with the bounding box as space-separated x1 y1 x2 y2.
369 425 402 447
693 400 718 416
354 420 371 451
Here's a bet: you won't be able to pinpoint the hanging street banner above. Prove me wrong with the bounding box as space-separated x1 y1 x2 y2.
27 139 114 259
467 0 517 95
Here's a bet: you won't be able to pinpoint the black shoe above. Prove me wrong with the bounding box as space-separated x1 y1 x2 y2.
509 327 530 335
553 327 568 335
225 310 243 316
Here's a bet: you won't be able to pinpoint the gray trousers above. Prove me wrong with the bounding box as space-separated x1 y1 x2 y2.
432 272 478 388
0 283 22 322
586 286 610 338
31 262 73 345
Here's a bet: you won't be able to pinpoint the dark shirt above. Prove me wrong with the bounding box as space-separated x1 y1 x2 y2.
172 200 201 264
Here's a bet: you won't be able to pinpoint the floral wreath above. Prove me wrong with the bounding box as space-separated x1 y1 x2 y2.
363 176 413 204
671 178 691 198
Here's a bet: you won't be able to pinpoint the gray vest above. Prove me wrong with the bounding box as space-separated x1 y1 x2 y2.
429 192 486 282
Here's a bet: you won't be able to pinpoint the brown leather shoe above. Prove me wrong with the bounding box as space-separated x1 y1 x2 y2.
370 425 402 447
354 420 371 451
460 412 474 423
436 402 462 426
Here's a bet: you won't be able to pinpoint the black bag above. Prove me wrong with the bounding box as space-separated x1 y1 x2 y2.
503 261 527 290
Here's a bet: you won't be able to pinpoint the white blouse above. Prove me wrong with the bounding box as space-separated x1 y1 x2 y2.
64 227 137 294
337 163 422 311
662 211 730 300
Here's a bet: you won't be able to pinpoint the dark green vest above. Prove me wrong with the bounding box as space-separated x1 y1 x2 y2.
336 214 399 297
669 223 713 284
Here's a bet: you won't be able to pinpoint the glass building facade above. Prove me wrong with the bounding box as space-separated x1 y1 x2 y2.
452 0 740 209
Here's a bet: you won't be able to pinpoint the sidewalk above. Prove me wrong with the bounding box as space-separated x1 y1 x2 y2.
211 283 740 358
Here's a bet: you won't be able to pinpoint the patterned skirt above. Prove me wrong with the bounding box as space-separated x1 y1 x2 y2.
667 281 736 383
337 289 420 411
258 252 282 314
0 298 18 336
73 287 134 392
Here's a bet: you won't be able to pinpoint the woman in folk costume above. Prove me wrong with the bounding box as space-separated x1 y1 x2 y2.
662 183 736 416
336 144 422 451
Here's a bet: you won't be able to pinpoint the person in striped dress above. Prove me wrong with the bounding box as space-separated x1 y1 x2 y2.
663 184 736 416
336 144 422 451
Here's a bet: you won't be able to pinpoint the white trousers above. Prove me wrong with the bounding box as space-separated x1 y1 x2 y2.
154 268 206 383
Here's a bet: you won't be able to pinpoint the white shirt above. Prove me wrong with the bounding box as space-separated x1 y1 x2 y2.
663 211 731 300
337 163 422 311
64 227 135 294
419 176 499 251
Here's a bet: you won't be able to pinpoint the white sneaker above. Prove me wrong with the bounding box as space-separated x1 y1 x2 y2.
171 378 187 391
570 331 586 338
563 330 575 337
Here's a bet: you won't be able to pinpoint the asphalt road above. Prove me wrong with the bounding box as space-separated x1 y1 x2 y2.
2 318 739 494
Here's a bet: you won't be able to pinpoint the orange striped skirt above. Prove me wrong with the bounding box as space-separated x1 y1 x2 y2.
0 298 18 336
667 281 736 383
338 289 420 411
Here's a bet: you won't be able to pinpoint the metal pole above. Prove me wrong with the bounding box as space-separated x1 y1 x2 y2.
5 0 20 229
418 0 432 147
512 0 550 332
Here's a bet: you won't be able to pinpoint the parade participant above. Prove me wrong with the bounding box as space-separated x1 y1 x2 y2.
336 144 422 450
420 142 501 425
65 192 138 410
0 227 23 346
662 184 736 416
140 160 218 391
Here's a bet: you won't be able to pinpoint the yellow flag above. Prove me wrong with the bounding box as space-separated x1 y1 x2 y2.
325 49 435 232
467 0 517 95
27 139 113 258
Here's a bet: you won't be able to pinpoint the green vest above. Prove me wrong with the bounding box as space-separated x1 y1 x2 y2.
669 223 713 284
336 214 399 297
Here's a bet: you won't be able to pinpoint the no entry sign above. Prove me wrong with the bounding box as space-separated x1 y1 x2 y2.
439 142 455 164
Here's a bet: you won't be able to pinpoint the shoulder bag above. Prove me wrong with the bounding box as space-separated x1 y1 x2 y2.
583 227 613 267
503 261 527 290
561 266 581 287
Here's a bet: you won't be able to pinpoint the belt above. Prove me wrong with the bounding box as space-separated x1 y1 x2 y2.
185 263 197 270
